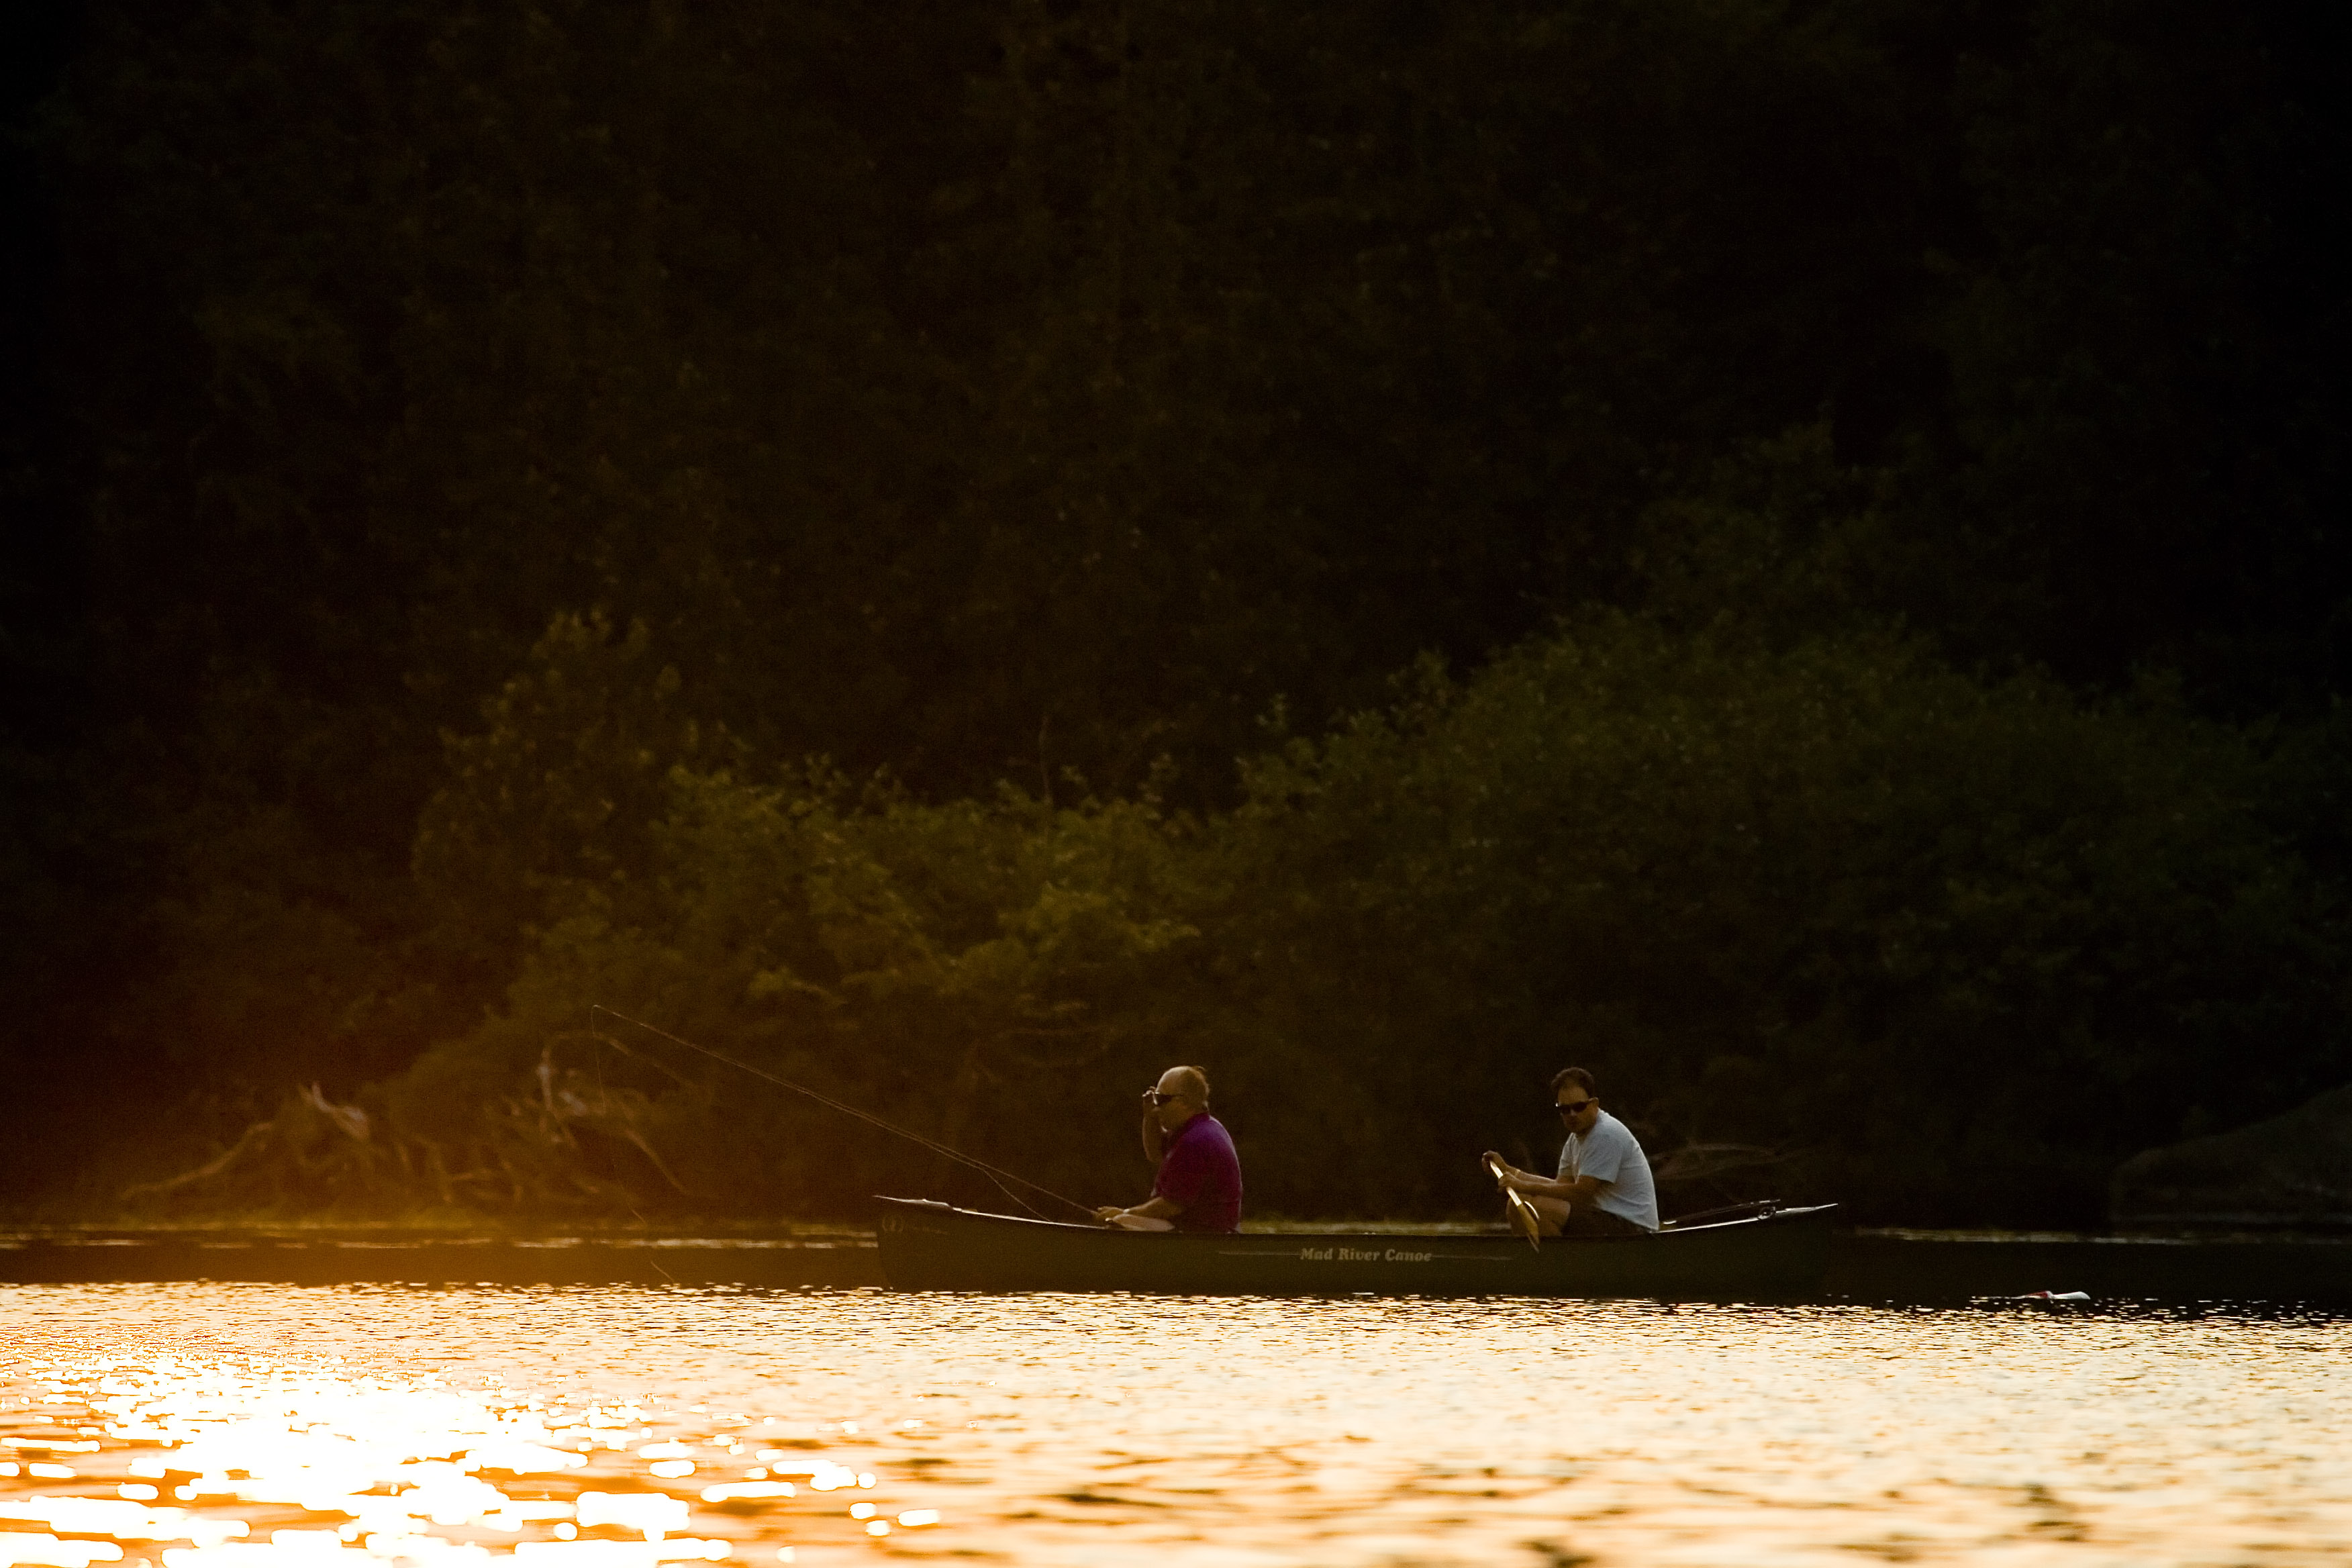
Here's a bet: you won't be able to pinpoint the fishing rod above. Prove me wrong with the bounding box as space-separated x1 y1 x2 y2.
588 1005 1098 1224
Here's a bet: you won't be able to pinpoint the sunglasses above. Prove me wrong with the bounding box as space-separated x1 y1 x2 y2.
1144 1090 1183 1106
1555 1099 1597 1116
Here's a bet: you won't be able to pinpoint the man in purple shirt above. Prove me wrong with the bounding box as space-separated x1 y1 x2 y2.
1093 1065 1243 1232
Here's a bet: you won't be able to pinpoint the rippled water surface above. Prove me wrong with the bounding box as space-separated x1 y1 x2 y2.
3 1284 2347 1566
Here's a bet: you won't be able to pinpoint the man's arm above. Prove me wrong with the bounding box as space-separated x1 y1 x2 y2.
1092 1194 1184 1226
1141 1106 1166 1165
1483 1151 1604 1202
1514 1171 1605 1201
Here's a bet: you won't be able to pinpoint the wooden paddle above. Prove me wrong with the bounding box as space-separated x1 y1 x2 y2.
1484 1154 1545 1249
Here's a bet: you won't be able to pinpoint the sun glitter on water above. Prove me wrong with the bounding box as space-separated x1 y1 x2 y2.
0 1344 933 1568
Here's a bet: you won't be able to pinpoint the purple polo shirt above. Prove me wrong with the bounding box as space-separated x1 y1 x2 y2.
1153 1112 1243 1232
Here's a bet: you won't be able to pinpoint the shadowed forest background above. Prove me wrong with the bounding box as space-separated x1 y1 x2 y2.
1 0 2347 1226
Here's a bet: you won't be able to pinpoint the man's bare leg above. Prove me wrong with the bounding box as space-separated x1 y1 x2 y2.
1524 1194 1571 1237
1519 1193 1645 1238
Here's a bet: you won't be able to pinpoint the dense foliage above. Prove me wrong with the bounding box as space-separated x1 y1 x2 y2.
1 0 2345 1222
131 608 2324 1226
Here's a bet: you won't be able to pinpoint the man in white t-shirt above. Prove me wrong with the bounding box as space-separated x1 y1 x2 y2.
1483 1067 1660 1236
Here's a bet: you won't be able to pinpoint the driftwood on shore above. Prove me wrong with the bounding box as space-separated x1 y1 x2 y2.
1649 1142 1787 1185
124 1050 690 1213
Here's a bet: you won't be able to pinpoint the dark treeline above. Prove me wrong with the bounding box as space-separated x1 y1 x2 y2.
1 0 2345 1224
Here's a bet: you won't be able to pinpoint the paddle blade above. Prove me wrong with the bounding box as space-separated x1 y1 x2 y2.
1504 1188 1544 1250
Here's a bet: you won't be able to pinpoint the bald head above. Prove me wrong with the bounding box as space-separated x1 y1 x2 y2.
1149 1065 1212 1132
1162 1065 1210 1105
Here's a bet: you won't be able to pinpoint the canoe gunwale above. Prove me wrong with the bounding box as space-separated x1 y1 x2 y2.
872 1195 1831 1244
873 1195 1840 1297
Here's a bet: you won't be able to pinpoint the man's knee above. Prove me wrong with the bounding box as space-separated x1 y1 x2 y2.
1521 1195 1571 1236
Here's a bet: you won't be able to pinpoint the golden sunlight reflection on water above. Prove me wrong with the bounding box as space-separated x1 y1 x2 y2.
2 1284 2348 1566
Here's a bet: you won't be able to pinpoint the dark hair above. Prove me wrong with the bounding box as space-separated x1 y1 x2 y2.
1549 1066 1597 1098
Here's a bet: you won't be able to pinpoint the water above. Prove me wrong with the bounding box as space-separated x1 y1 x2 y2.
4 1285 2349 1566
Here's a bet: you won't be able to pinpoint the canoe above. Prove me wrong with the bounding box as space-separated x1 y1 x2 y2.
874 1195 1839 1297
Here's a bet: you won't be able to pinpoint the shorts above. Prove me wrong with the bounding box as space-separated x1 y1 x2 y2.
1557 1205 1651 1238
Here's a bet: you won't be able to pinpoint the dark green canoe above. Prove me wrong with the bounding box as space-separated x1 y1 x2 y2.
875 1195 1838 1297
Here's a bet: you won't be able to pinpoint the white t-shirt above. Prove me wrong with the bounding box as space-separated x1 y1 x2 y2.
1555 1110 1660 1230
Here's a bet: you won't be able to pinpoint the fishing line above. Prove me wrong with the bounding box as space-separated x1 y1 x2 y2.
588 1005 1095 1223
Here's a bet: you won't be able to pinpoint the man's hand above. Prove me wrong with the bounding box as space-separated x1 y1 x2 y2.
1140 1092 1168 1165
1485 1153 1596 1203
1094 1199 1177 1232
